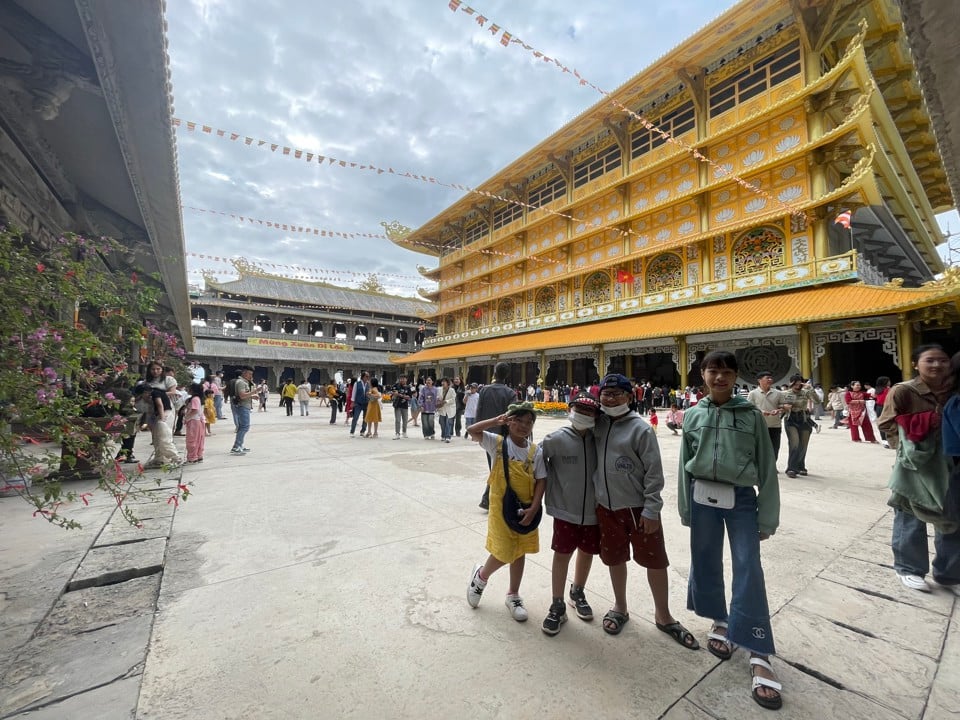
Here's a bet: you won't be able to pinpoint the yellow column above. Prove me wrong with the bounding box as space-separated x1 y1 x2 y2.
597 346 606 379
798 325 812 378
676 336 688 388
813 217 829 260
625 354 633 379
897 314 913 382
538 350 546 387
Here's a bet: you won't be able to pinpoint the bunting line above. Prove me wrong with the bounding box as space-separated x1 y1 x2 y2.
184 252 431 283
184 206 391 241
446 2 809 220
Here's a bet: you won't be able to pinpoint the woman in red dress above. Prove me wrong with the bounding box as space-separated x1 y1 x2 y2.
844 380 877 443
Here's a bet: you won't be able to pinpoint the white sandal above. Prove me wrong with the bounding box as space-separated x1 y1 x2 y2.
750 656 783 710
706 620 735 660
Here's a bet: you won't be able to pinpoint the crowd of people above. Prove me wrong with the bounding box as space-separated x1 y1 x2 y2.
119 349 960 712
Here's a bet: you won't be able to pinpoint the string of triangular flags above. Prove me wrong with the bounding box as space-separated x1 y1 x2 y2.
187 266 426 292
184 251 430 282
446 1 809 222
184 206 391 241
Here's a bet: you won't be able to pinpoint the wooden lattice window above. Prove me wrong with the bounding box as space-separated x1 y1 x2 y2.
583 272 611 304
645 253 683 292
732 226 785 275
535 287 556 315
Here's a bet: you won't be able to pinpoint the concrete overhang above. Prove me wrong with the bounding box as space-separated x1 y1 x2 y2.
0 0 192 350
898 0 960 210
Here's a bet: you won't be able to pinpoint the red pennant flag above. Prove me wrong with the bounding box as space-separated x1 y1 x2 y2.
230 133 239 140
476 15 487 26
448 0 461 9
834 210 852 229
500 31 512 46
186 121 197 131
216 129 225 137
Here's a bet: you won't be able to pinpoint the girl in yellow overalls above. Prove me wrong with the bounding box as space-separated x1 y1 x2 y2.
465 403 547 622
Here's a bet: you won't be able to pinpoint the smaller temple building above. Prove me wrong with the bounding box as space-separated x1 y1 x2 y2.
189 259 436 386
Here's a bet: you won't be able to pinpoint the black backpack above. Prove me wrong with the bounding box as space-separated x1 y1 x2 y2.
226 377 239 403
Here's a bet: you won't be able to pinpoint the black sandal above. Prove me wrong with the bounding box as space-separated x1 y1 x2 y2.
602 609 629 635
656 621 700 650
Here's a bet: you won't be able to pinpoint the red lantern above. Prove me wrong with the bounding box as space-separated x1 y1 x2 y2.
616 269 634 284
472 307 483 319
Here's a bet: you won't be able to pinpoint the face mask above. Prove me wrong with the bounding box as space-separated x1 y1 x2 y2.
601 402 631 417
568 411 595 430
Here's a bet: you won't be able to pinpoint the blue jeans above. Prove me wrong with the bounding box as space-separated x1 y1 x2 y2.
421 413 435 438
214 394 224 418
784 421 810 473
439 415 453 440
350 403 367 435
892 508 960 584
233 405 251 449
687 484 775 657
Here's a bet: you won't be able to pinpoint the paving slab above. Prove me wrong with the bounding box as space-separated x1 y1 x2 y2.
773 604 936 718
69 537 167 591
925 608 960 719
0 613 152 716
5 675 140 720
822 553 956 616
790 576 946 658
94 515 174 547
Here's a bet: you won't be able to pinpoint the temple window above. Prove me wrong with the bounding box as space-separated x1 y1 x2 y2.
333 323 347 339
395 329 408 344
573 143 622 188
631 101 695 160
376 327 389 343
493 202 523 230
497 298 515 324
444 316 456 334
464 219 489 245
224 310 243 329
528 174 566 208
253 313 271 332
645 253 683 292
468 307 483 330
307 320 324 336
583 271 611 304
732 226 786 275
281 317 299 334
708 40 801 118
354 325 368 341
535 286 557 315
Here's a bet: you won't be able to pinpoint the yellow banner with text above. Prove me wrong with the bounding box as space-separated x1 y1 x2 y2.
247 338 353 351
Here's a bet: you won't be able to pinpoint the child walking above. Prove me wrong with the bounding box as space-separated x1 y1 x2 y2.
540 392 601 635
185 383 206 463
466 402 547 621
678 350 782 710
203 389 216 435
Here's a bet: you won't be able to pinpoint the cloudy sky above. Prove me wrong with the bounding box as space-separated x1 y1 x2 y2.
165 0 959 297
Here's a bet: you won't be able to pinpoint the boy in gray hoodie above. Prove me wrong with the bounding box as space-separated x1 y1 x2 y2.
540 392 601 635
594 373 699 650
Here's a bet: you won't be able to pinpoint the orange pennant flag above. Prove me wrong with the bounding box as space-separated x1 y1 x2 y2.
216 129 225 137
489 24 500 34
448 0 461 9
172 117 181 126
186 121 196 131
500 31 512 46
202 125 212 133
476 15 487 26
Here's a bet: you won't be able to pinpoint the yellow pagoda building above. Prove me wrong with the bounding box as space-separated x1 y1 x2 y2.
392 0 959 390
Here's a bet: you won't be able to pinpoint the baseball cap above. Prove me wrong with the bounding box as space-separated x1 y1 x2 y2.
599 374 632 392
569 391 600 411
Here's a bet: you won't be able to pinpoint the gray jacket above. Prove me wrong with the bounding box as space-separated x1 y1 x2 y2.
593 413 665 519
542 427 598 526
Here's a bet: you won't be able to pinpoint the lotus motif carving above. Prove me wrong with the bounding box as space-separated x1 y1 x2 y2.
777 185 803 202
715 208 735 222
677 180 693 193
714 163 733 178
655 189 670 202
778 116 796 131
742 150 765 167
775 135 800 153
634 198 649 210
655 229 671 241
678 221 695 234
745 197 768 213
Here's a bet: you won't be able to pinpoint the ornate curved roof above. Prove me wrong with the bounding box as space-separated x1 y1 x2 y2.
193 338 401 366
206 269 436 319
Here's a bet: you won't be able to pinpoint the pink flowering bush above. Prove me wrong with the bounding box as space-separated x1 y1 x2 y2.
0 226 190 528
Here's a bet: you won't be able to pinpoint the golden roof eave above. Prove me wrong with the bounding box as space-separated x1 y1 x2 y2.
394 281 960 364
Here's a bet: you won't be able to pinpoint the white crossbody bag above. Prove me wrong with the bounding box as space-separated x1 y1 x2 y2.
692 479 735 509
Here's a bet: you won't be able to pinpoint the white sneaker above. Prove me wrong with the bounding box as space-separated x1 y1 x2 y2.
467 565 486 608
898 573 931 592
505 593 528 622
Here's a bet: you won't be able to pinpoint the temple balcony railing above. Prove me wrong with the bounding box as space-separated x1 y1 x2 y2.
192 325 421 352
424 251 859 348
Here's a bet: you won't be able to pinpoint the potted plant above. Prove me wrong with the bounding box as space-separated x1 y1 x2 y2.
0 225 190 528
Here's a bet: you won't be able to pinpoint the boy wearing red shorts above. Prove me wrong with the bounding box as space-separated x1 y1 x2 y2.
593 374 699 650
540 392 602 635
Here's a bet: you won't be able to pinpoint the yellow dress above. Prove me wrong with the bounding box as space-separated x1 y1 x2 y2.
203 397 216 425
365 390 382 423
486 436 539 563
